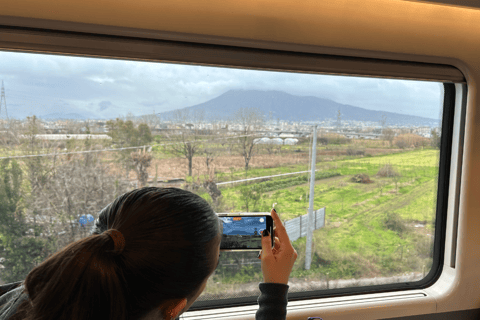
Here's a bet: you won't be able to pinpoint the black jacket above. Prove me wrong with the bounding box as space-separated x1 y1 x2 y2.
0 281 289 320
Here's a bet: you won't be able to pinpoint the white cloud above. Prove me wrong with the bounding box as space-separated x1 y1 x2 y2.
87 76 116 84
0 50 443 120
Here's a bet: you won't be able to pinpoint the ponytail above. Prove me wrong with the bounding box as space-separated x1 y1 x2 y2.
11 187 220 320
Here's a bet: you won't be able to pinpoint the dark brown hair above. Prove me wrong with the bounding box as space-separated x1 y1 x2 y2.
11 187 220 320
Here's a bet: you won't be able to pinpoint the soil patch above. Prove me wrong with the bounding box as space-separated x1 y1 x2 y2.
108 147 403 182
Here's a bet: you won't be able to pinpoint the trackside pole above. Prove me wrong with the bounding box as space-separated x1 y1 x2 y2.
305 125 317 270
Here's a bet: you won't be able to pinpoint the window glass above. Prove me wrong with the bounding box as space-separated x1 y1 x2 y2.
0 50 443 298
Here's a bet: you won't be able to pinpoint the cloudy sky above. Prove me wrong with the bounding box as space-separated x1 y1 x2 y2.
0 50 444 120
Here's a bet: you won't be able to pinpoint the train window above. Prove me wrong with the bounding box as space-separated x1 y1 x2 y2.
0 47 452 312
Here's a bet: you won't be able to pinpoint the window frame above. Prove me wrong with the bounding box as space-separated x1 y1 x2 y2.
0 20 464 312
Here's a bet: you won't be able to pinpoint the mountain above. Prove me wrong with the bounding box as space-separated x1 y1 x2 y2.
159 89 440 127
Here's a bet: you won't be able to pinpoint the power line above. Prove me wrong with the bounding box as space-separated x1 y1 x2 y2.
0 133 262 160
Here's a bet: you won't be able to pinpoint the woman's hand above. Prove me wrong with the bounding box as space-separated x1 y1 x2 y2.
258 208 298 285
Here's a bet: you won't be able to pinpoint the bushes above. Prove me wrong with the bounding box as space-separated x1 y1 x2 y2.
377 163 400 177
430 129 441 149
240 184 264 212
393 133 429 149
317 134 351 145
346 148 365 156
350 174 373 184
383 212 410 235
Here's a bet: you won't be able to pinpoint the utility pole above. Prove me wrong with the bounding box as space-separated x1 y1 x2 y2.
305 125 317 270
0 80 9 128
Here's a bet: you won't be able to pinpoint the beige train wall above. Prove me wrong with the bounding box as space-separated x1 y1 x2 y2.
0 0 479 319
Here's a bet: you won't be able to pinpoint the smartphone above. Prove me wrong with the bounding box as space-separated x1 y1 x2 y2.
217 212 275 252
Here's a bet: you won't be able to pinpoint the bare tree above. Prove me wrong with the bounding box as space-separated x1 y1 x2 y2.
392 172 401 193
139 110 161 130
18 116 54 241
233 107 264 173
106 118 153 180
63 120 85 134
165 109 202 177
203 140 218 178
430 128 441 149
380 114 391 146
131 148 153 187
382 128 396 147
35 150 129 246
22 117 51 196
0 118 20 148
224 124 236 155
377 180 387 195
263 142 275 155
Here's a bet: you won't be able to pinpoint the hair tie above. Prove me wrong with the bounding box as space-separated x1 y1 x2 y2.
104 229 125 255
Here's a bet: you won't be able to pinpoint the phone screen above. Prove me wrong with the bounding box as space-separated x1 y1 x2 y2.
218 214 273 251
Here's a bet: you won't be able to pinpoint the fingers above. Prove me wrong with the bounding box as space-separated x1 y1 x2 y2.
261 228 272 257
258 236 280 259
270 209 288 242
270 210 297 258
273 236 280 250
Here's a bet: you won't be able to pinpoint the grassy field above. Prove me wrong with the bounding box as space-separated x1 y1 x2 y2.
207 148 439 286
1 134 439 289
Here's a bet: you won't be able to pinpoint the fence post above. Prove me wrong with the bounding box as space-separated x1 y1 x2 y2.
300 215 302 237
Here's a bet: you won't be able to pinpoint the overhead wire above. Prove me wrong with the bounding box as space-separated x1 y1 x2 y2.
0 133 263 160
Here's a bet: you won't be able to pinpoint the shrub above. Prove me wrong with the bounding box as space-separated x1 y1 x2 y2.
430 129 441 149
296 137 309 145
393 133 429 149
239 185 263 212
318 133 351 145
377 163 400 177
350 173 373 184
346 148 365 156
383 212 410 235
317 137 328 145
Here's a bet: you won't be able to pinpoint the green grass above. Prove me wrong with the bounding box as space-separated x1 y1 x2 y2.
3 138 440 285
206 148 439 282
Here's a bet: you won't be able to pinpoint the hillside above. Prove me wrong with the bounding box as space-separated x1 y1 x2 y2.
158 89 439 127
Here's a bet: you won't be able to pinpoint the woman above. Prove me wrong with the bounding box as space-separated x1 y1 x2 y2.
0 187 298 320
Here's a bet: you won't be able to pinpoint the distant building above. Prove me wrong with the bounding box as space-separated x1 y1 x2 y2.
284 138 299 145
271 138 284 145
253 137 288 145
19 134 112 140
